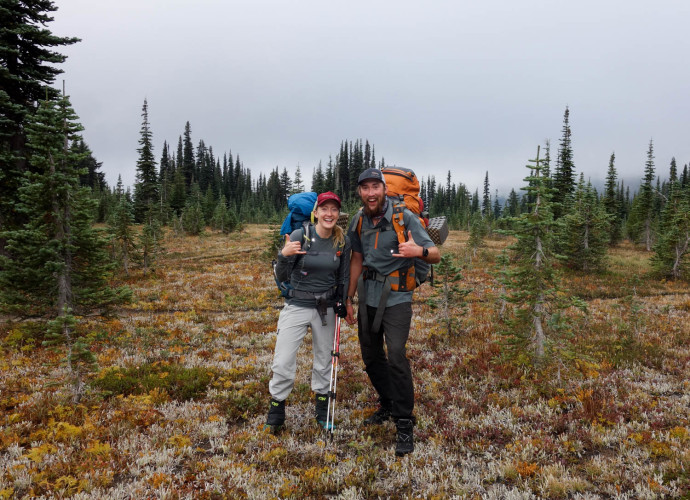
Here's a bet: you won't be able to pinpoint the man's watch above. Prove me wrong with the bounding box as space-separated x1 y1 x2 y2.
422 247 429 258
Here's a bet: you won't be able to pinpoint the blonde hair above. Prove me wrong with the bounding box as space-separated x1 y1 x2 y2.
332 224 345 249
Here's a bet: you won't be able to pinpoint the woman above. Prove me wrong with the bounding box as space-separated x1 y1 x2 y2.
266 191 350 432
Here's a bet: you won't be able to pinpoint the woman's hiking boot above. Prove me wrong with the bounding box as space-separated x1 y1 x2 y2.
264 399 285 433
394 418 414 456
314 393 335 430
362 405 391 425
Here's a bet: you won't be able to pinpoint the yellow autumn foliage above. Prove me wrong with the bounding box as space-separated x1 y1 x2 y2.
167 434 192 448
25 443 57 463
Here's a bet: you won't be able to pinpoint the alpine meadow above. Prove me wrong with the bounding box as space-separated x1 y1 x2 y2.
1 1 689 498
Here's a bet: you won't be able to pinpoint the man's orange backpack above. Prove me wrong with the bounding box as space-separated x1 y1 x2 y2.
381 166 425 218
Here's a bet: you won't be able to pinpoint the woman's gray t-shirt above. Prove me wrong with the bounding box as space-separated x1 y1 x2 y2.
275 225 351 308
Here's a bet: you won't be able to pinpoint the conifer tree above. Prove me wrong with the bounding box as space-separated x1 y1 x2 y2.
348 140 364 198
602 152 623 245
73 139 105 190
182 121 194 187
499 146 572 362
427 253 470 337
159 140 172 208
180 183 205 235
470 188 480 214
493 189 501 220
552 106 576 219
201 186 216 222
279 167 292 205
293 165 304 193
138 209 162 276
210 194 238 234
651 181 690 279
312 161 325 194
133 99 159 222
337 141 349 199
1 94 124 313
467 212 487 258
482 171 491 218
169 166 186 216
669 157 678 183
0 94 128 398
505 189 520 217
1 0 80 249
108 193 137 276
636 140 657 251
559 174 611 271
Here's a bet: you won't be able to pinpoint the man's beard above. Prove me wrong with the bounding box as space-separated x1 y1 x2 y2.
362 193 386 218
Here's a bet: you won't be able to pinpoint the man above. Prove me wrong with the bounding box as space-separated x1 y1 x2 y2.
344 167 440 456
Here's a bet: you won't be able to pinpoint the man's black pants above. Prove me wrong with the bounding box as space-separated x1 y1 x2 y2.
358 302 414 419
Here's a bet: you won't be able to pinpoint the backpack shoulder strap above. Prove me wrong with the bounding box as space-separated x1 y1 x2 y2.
391 200 408 244
301 220 313 252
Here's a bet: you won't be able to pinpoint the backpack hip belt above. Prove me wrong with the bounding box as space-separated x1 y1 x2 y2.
358 264 416 335
288 288 336 301
288 288 336 326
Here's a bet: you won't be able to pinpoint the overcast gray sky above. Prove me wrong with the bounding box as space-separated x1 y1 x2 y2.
50 0 690 196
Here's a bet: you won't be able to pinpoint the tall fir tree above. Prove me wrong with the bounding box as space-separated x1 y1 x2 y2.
292 164 304 193
651 181 690 279
337 141 349 199
279 167 292 205
0 0 79 250
482 171 491 218
1 94 124 314
552 106 576 219
312 161 325 194
499 146 572 363
72 139 105 190
602 152 623 245
132 99 159 222
0 95 128 397
182 121 194 188
638 139 657 251
669 157 678 183
158 140 171 208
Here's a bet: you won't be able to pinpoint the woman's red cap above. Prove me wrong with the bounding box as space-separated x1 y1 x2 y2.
316 191 341 208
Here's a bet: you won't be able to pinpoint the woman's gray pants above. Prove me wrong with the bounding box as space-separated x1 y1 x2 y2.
269 303 335 401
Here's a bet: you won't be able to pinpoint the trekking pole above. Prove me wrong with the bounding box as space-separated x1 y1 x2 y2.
325 314 342 439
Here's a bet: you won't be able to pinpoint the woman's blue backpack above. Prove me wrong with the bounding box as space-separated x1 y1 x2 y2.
280 192 317 235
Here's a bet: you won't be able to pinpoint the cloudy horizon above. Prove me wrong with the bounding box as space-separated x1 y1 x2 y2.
49 0 690 196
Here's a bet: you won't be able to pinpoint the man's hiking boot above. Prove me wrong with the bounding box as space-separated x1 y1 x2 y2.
395 418 414 456
362 406 392 426
314 393 335 430
264 399 285 433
